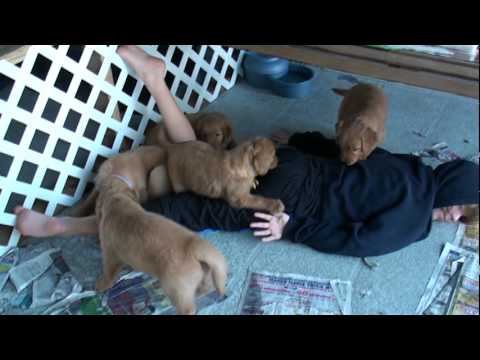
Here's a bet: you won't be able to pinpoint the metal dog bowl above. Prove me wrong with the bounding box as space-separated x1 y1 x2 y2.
243 52 289 89
269 64 315 98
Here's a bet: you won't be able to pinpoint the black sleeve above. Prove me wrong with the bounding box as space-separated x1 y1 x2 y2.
288 131 340 158
143 192 254 232
282 206 433 258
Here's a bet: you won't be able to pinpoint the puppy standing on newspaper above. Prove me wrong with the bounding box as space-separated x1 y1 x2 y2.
94 164 228 315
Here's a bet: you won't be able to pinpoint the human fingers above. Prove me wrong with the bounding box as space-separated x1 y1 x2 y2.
254 230 272 237
254 212 273 221
250 222 270 229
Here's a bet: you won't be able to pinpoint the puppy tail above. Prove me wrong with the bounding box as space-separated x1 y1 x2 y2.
191 239 228 296
332 88 348 97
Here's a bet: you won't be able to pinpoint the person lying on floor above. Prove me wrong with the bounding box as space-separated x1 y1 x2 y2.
14 45 479 258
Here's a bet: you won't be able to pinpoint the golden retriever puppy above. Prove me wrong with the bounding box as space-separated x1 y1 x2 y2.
144 112 236 150
333 83 388 166
162 137 284 214
95 175 228 315
70 146 166 217
73 113 235 217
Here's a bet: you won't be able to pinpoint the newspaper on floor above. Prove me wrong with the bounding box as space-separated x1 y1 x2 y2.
44 291 110 315
30 251 83 309
447 252 479 315
46 271 228 315
1 248 83 312
446 224 479 315
0 248 19 292
412 142 461 163
416 242 478 315
8 248 61 293
238 271 352 315
453 223 479 254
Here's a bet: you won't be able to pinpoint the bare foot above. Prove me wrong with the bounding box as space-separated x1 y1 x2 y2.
14 206 65 237
117 45 166 84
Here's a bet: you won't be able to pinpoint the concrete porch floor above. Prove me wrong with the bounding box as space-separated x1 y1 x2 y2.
7 64 479 315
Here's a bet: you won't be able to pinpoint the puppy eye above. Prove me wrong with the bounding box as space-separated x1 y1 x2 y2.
216 132 222 137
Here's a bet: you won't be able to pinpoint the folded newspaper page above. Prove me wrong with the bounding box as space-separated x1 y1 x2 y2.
46 271 228 315
30 252 83 309
446 225 479 315
238 271 352 315
447 251 479 315
9 248 61 293
0 248 19 292
0 248 84 313
417 242 478 315
453 223 479 254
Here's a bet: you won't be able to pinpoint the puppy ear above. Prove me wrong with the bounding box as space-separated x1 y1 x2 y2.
251 139 273 175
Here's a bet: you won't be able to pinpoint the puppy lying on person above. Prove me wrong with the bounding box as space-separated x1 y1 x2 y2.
72 112 236 217
333 83 388 166
70 146 167 217
94 171 228 315
149 137 284 215
144 112 236 150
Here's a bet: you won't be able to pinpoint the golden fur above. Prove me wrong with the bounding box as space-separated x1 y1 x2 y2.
72 112 236 217
71 146 166 217
333 84 388 166
144 112 236 150
95 175 228 315
149 137 284 214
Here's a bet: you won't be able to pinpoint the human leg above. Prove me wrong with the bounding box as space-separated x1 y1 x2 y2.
143 192 254 232
14 206 98 238
117 45 196 143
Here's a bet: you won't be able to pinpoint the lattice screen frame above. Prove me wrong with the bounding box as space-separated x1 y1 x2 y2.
0 45 245 255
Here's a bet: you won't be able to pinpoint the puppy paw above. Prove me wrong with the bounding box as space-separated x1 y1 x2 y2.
95 276 112 293
269 199 285 214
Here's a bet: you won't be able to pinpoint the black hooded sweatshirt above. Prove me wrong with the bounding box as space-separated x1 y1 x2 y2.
282 132 479 257
144 131 479 258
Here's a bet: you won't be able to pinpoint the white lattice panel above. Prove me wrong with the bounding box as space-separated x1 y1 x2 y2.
0 45 245 255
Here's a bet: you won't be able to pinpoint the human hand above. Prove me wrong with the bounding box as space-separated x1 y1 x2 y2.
250 212 290 242
270 129 291 145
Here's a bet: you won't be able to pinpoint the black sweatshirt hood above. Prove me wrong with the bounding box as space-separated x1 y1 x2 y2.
434 160 479 208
